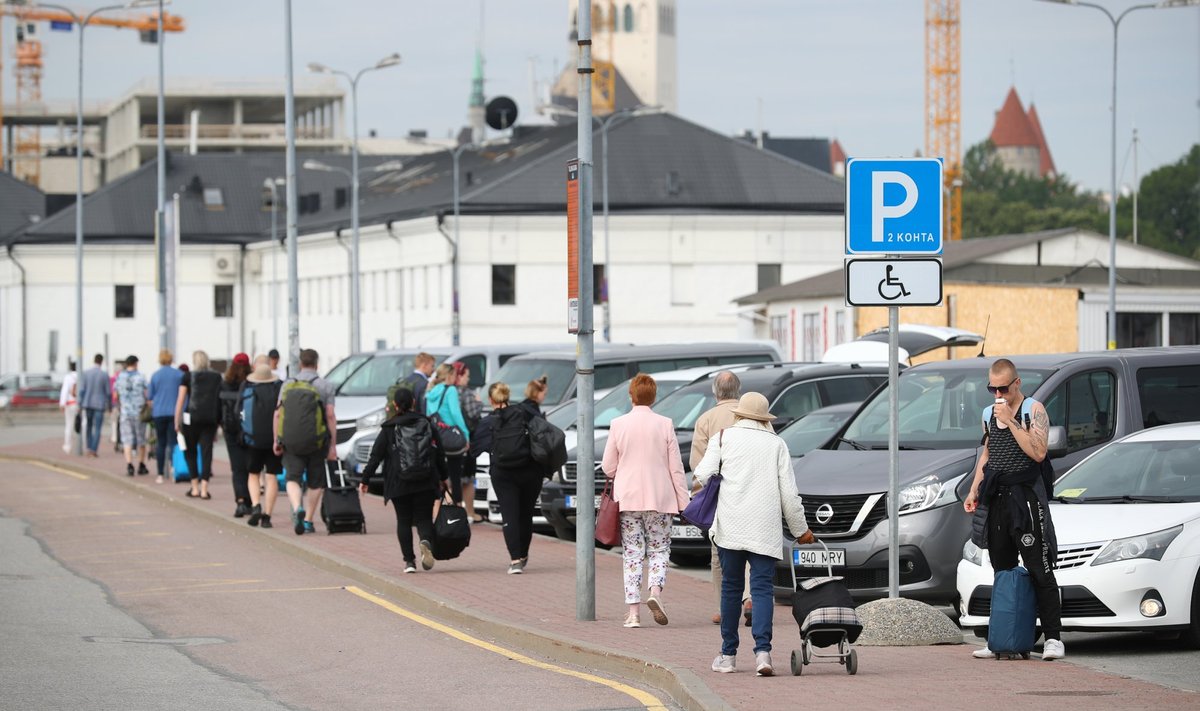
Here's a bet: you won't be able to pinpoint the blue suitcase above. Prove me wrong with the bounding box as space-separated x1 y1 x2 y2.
988 567 1037 659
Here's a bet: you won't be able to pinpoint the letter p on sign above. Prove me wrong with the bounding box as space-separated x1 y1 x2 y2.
871 171 918 243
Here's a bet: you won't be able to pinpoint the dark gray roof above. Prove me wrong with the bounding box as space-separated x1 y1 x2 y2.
0 172 45 240
735 228 1200 304
737 133 832 173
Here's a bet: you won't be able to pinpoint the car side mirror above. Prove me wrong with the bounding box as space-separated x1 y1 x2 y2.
1047 426 1068 459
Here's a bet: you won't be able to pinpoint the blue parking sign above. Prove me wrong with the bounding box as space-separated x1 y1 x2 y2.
846 158 943 255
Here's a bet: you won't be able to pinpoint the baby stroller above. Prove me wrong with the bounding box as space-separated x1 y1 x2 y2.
789 540 863 675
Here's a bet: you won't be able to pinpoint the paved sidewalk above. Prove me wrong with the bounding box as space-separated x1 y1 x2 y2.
4 438 1197 711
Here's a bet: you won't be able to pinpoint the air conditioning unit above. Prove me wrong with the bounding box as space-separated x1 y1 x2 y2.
214 255 237 276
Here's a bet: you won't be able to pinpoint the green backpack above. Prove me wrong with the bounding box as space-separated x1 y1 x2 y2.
277 379 328 455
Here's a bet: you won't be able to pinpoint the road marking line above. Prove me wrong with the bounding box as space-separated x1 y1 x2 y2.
27 461 89 480
117 578 266 594
124 586 343 598
345 586 668 711
108 562 230 575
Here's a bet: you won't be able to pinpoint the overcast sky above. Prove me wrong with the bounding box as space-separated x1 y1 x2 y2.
13 0 1200 193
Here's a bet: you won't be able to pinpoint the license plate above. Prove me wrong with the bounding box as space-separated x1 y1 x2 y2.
564 495 602 510
793 548 845 568
670 525 702 540
355 462 364 474
474 478 487 490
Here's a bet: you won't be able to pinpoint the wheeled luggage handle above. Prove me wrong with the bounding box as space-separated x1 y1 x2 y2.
789 537 831 591
325 461 349 489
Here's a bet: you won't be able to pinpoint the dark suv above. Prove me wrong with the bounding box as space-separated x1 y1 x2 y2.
540 363 889 549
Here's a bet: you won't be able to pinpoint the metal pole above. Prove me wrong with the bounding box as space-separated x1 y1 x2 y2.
74 18 85 456
575 0 596 622
284 0 300 376
887 306 899 599
1132 127 1139 246
349 74 361 356
1107 13 1119 350
452 145 468 346
156 0 168 352
270 180 279 350
601 116 610 343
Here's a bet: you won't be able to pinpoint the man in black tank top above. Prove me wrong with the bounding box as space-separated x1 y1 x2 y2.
964 358 1064 661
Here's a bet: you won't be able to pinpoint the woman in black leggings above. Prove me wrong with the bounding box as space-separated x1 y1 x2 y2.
359 388 448 573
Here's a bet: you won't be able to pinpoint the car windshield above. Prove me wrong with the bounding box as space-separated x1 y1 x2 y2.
1054 439 1200 502
325 354 372 392
839 368 1050 450
653 388 717 430
491 359 578 406
594 377 692 428
781 408 856 456
339 355 425 397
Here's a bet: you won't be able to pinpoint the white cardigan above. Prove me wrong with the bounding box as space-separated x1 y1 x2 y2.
692 420 809 560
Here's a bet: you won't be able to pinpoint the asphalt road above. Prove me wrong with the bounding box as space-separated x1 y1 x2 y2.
0 454 676 711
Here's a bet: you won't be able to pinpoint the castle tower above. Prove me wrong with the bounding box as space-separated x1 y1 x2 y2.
567 0 678 113
468 48 486 144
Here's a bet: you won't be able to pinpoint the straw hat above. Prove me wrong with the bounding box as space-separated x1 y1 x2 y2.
731 392 776 422
246 363 277 383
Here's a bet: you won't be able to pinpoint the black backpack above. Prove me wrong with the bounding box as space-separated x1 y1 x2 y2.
241 381 282 450
219 383 244 435
492 407 532 468
390 417 435 482
187 370 223 426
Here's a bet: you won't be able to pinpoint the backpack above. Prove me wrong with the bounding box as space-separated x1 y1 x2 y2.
389 417 435 482
241 381 282 450
386 373 424 419
492 406 532 468
277 379 328 455
528 415 567 473
220 383 244 436
982 396 1055 495
186 370 223 426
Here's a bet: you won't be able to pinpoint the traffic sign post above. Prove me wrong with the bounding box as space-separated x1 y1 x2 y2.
843 158 944 600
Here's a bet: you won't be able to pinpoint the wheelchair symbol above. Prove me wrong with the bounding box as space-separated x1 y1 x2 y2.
877 265 911 301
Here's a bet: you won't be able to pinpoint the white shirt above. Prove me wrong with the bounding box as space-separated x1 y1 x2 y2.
59 372 78 407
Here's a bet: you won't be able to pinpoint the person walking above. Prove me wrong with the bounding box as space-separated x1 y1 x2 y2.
692 392 813 677
77 354 111 458
359 388 448 573
220 353 253 518
426 363 470 504
268 348 286 381
174 350 222 499
689 371 752 626
148 350 184 484
243 361 284 529
602 373 690 629
964 358 1063 661
456 362 485 523
114 355 150 477
59 361 78 454
273 348 337 535
402 352 436 415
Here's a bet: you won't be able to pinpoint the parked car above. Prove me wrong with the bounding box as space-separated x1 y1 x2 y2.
788 345 1200 604
957 422 1200 647
0 372 61 400
7 384 62 408
541 361 889 546
822 325 984 365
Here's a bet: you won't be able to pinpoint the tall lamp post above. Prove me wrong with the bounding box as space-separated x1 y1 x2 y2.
38 0 159 456
1037 0 1199 349
264 177 285 351
301 158 404 354
307 54 402 355
449 142 477 346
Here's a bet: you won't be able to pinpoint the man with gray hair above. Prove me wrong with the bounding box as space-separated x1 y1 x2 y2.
689 370 751 625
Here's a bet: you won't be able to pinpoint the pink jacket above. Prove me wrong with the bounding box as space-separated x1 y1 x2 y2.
601 406 689 514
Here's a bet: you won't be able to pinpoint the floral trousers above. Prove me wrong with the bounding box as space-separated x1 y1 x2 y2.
620 510 672 604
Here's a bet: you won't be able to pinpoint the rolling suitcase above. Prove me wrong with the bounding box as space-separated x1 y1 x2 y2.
320 461 366 534
988 566 1037 659
172 444 202 482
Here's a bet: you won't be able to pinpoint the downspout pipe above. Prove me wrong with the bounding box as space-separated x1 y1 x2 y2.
7 245 27 372
238 244 247 355
386 221 405 348
434 212 458 345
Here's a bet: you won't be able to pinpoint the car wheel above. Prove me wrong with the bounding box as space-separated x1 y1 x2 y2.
1181 569 1200 650
669 552 709 567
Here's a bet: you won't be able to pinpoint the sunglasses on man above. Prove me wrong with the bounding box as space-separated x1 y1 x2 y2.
986 377 1019 395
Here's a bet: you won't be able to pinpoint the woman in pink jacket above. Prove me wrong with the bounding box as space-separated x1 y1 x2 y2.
602 373 690 628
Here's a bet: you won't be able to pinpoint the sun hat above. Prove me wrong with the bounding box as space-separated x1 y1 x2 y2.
730 392 776 422
246 363 277 383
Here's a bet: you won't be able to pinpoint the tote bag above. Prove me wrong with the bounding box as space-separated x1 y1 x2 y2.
680 431 723 529
595 477 620 546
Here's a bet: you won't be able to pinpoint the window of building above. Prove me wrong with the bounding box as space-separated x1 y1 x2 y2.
1169 313 1200 346
335 187 348 210
594 264 606 303
492 265 516 305
114 285 134 319
214 284 234 318
1042 370 1116 454
623 3 634 31
203 187 224 210
770 315 788 353
802 312 821 361
1136 365 1200 428
1114 312 1161 348
757 263 781 293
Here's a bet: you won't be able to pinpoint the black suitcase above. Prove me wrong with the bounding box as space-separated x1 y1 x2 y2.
321 462 366 534
431 496 471 560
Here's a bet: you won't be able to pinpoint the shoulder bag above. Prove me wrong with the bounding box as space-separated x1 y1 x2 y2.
430 387 468 455
595 476 621 546
681 430 723 529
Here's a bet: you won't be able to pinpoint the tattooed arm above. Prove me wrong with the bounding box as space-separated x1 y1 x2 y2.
1011 400 1049 463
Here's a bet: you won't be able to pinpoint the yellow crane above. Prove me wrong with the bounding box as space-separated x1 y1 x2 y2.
926 0 962 241
0 3 185 187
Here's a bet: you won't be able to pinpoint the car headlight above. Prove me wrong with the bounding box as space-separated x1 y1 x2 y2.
355 408 387 430
962 539 985 566
1091 525 1182 566
898 472 968 515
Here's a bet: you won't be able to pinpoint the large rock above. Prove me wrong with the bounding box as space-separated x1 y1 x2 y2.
854 598 962 646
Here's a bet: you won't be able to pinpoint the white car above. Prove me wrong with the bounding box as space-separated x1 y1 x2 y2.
957 422 1200 646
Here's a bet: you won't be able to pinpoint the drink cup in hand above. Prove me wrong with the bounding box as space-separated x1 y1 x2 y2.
995 398 1008 429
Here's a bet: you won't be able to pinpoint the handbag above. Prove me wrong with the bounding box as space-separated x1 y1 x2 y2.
595 477 620 546
73 412 81 434
430 388 468 455
139 401 153 424
681 431 723 529
432 493 472 560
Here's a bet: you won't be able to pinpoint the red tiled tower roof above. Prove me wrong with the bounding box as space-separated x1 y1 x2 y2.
989 87 1039 149
1026 104 1057 177
830 138 847 166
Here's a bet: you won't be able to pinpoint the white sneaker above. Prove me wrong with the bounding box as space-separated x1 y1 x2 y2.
711 654 737 673
972 646 996 659
755 651 773 676
403 564 417 574
1042 639 1065 661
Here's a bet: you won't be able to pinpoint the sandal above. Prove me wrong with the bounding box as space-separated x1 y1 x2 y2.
201 493 212 500
185 490 199 498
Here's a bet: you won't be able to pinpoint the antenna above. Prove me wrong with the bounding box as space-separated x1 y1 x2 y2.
976 315 990 358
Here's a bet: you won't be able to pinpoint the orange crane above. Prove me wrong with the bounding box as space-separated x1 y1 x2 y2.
0 4 185 187
926 0 962 241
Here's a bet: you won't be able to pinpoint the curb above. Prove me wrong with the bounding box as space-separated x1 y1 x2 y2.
2 453 733 711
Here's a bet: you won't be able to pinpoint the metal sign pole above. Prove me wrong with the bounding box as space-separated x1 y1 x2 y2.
888 305 900 599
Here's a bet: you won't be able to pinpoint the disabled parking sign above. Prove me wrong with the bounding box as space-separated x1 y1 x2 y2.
846 158 943 255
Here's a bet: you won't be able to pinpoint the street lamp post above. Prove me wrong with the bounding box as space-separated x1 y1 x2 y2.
1037 0 1199 349
264 177 284 351
307 54 401 356
450 143 476 347
38 0 158 455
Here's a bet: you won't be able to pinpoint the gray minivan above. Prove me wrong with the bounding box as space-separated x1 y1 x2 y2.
787 346 1200 605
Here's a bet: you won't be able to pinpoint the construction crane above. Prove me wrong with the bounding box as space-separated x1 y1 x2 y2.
0 3 185 187
925 0 962 241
